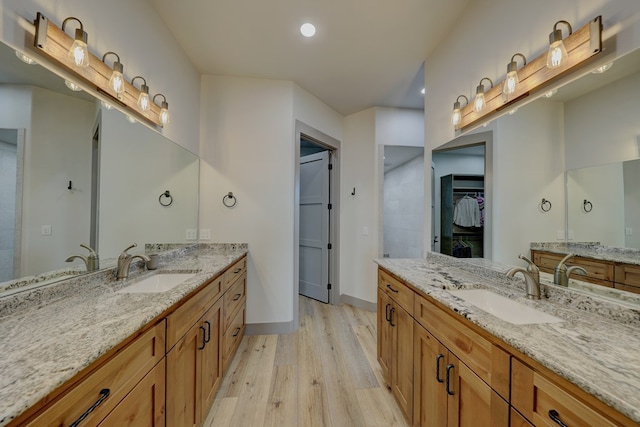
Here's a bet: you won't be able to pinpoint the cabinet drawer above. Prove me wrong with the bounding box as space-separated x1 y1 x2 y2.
511 358 617 427
224 256 247 291
26 321 165 427
379 268 414 316
223 304 245 371
224 272 246 329
414 294 510 399
615 263 640 288
166 275 223 350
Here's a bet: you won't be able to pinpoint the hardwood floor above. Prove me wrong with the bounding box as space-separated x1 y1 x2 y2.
204 296 409 427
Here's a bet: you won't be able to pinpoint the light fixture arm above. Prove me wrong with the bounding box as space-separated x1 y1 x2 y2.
131 76 149 93
453 95 468 109
153 93 168 108
102 51 123 73
507 53 527 73
477 77 493 92
61 17 87 43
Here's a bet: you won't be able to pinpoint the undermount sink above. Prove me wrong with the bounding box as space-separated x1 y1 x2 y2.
116 273 196 294
448 289 563 325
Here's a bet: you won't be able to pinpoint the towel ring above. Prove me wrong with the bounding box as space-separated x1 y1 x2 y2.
540 198 552 212
583 199 593 213
223 192 237 208
159 190 173 207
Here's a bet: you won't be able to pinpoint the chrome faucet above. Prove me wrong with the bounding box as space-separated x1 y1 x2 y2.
65 243 99 272
506 254 541 300
115 243 150 280
553 253 587 287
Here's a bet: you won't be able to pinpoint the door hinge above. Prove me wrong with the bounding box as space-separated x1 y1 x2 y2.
327 283 332 290
328 163 333 170
328 243 332 250
328 203 332 210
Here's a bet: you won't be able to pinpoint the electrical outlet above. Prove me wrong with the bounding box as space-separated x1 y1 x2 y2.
556 230 564 240
41 225 52 236
186 229 197 240
199 229 211 240
626 227 633 236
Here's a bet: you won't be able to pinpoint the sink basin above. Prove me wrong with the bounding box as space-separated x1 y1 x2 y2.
116 273 196 293
448 289 563 325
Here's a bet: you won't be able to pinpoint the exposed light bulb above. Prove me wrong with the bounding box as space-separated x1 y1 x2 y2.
153 94 170 126
160 107 170 126
138 92 150 112
300 23 316 37
65 80 82 91
451 108 462 126
69 39 89 67
547 41 567 68
109 70 125 95
15 51 37 65
474 93 486 112
502 54 525 97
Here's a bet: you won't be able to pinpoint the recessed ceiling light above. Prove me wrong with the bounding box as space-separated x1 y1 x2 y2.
300 23 316 37
421 88 425 95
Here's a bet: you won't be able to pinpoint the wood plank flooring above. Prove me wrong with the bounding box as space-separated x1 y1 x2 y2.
204 296 409 427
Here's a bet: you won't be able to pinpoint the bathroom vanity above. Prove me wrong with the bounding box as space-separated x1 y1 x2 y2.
376 253 639 426
0 244 247 427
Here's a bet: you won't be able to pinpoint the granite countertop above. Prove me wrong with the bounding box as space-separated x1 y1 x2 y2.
531 242 640 266
375 253 640 424
0 243 247 426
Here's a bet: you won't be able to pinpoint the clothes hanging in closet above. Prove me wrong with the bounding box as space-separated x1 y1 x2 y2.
453 195 481 227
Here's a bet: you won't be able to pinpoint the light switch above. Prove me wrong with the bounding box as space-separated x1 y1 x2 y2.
41 225 52 236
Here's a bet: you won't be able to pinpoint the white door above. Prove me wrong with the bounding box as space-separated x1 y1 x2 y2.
299 151 331 303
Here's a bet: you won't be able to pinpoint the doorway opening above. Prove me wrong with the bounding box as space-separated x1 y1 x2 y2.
0 128 24 281
294 121 341 324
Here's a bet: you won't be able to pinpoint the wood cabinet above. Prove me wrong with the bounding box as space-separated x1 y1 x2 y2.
23 321 166 427
166 272 227 427
377 269 414 422
413 296 509 427
531 250 615 287
222 272 246 371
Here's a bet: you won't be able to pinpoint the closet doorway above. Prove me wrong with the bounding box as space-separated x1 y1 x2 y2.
432 142 487 258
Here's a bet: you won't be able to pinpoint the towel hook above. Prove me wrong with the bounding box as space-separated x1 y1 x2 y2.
223 192 237 208
583 199 593 213
159 190 173 207
540 198 552 212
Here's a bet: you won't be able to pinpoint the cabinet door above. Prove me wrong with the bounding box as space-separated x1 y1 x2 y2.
377 288 392 385
167 320 205 427
391 303 414 423
98 359 166 427
201 299 223 415
447 359 508 427
413 324 448 427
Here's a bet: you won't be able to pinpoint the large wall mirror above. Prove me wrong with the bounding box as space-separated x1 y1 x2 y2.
0 40 199 287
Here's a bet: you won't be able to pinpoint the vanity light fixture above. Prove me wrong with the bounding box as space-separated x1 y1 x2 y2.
474 78 493 112
102 52 125 97
451 95 468 127
547 20 572 69
153 94 170 126
64 79 82 91
503 53 526 96
61 17 89 68
592 62 613 74
131 76 150 112
15 50 37 65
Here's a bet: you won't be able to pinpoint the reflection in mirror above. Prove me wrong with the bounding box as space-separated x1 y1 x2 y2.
0 40 199 291
567 159 640 249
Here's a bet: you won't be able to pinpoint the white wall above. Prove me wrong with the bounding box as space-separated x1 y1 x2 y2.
0 139 17 281
624 160 640 248
0 0 201 154
376 107 424 147
99 107 199 260
565 71 640 170
383 154 424 258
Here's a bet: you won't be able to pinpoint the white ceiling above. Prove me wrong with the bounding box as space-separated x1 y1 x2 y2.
151 0 471 115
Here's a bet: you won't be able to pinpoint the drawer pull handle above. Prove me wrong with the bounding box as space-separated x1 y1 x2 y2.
549 410 568 427
386 283 399 293
389 307 396 327
233 293 242 301
233 327 241 337
233 268 242 274
446 364 455 396
69 388 110 427
384 303 391 322
198 325 207 350
204 320 211 343
435 354 445 383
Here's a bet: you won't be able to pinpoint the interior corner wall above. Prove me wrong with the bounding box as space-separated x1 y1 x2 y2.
199 75 296 327
293 85 343 142
0 0 201 154
341 108 378 304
